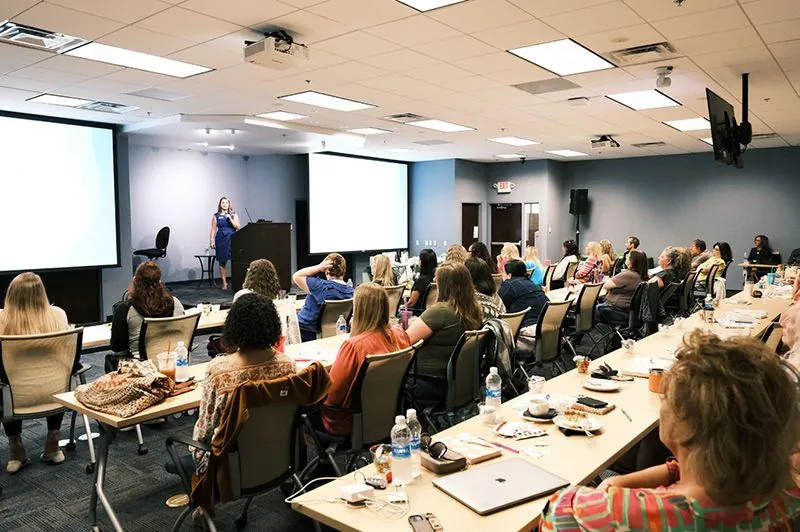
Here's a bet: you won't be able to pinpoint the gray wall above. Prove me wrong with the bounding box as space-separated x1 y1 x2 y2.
409 159 456 256
455 160 490 246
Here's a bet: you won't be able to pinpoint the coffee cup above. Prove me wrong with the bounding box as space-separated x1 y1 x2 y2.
528 398 549 417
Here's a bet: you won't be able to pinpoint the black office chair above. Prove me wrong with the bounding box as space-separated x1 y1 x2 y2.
133 227 170 261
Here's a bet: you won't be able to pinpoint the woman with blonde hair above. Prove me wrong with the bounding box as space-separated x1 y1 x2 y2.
445 244 469 264
523 246 545 286
234 259 300 345
541 330 800 530
599 239 616 274
320 283 411 435
496 242 520 273
371 255 396 287
406 261 483 405
0 272 69 473
574 241 602 283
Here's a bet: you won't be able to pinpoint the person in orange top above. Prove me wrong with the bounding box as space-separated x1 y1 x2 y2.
321 282 411 435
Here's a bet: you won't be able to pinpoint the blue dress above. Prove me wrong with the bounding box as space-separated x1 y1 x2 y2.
214 213 235 264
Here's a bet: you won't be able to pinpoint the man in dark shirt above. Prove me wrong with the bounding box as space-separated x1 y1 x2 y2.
498 259 549 328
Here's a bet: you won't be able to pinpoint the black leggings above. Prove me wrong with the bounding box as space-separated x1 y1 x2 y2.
3 413 64 437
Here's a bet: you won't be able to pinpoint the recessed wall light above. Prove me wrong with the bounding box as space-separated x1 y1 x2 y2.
395 0 468 11
256 111 309 121
664 117 710 132
546 149 588 157
65 42 212 78
606 90 680 111
26 93 93 107
508 39 615 76
406 119 473 132
348 127 391 135
279 90 375 112
489 136 539 146
495 153 525 159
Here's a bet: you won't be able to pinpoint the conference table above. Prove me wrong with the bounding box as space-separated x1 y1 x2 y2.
290 292 789 532
53 334 349 532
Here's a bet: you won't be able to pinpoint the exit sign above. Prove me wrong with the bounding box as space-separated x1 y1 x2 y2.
493 181 514 194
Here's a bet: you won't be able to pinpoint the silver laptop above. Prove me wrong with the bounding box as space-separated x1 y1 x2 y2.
432 458 569 515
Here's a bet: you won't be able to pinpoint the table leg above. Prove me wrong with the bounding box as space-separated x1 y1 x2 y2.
197 256 206 289
90 424 123 532
207 256 216 288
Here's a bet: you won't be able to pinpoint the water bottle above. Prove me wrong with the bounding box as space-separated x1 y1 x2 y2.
390 415 412 486
336 314 347 335
485 367 502 411
703 294 715 324
406 409 422 478
175 341 189 382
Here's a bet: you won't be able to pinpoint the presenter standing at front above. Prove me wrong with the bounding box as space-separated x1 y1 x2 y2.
209 196 240 290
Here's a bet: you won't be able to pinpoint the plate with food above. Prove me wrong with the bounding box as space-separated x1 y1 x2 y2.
582 378 621 392
553 409 602 432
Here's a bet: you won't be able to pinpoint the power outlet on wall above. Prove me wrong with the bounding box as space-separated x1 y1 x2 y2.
443 240 447 246
433 240 437 246
416 240 419 246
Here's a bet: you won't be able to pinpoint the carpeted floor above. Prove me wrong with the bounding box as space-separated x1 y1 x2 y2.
0 334 320 532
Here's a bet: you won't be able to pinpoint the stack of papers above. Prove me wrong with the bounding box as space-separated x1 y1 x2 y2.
622 357 674 378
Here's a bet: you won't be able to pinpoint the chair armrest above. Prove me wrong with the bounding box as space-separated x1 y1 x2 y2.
75 364 92 377
165 434 210 495
166 434 211 452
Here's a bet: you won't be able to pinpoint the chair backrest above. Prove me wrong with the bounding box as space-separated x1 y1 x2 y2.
565 261 579 280
499 307 530 342
760 322 783 353
534 301 572 364
705 263 721 294
543 264 555 291
383 285 406 317
628 283 647 329
155 226 170 251
680 270 701 313
659 282 681 307
611 257 624 276
719 260 732 279
447 329 492 411
424 282 438 310
492 274 504 293
351 342 419 448
525 268 534 278
574 283 603 333
139 313 201 360
318 298 354 338
0 328 83 417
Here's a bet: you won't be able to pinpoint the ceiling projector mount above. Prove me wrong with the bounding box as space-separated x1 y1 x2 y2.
656 65 673 88
591 135 620 151
244 29 309 70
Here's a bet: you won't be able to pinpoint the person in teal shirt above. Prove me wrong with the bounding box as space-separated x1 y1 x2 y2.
523 246 546 286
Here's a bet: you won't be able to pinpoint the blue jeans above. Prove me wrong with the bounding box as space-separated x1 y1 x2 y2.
596 303 629 327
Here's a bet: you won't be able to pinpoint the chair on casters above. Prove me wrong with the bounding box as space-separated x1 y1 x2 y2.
499 307 531 343
611 257 624 276
424 282 438 310
303 342 421 475
514 300 572 380
759 321 784 353
591 282 648 354
0 328 97 475
677 270 701 317
543 264 556 291
565 261 579 280
317 298 354 339
563 283 603 359
492 274 504 293
133 227 170 261
383 285 406 317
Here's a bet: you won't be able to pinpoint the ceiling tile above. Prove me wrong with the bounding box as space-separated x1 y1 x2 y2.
0 85 39 101
565 68 636 88
168 44 243 70
45 0 171 24
307 0 416 28
70 76 154 96
673 26 762 56
506 0 614 19
280 0 327 6
416 35 497 62
652 6 750 41
427 0 532 34
405 63 473 83
396 84 454 100
9 65 89 86
0 44 53 71
264 10 350 43
99 26 197 56
180 0 296 26
359 73 420 91
454 51 537 74
204 28 267 53
363 15 461 46
742 0 800 26
136 6 241 44
757 19 800 44
0 0 40 20
37 55 124 77
361 49 441 71
0 75 59 93
470 19 564 50
623 0 736 22
315 31 401 59
439 75 504 92
311 60 388 81
102 68 176 87
577 24 666 54
770 40 800 71
490 64 558 84
15 2 124 40
543 2 644 37
692 44 772 70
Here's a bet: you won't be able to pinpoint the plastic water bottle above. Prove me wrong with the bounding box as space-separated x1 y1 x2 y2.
390 415 412 486
406 409 422 478
336 314 347 335
485 367 502 411
703 294 715 324
175 341 189 382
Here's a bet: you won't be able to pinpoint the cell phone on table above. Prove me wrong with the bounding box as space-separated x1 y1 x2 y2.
577 396 608 409
409 515 434 532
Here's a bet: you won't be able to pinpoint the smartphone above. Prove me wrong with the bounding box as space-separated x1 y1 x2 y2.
408 515 434 532
577 396 608 409
425 513 443 531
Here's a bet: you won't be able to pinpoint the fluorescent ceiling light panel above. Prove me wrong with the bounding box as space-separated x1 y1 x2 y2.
395 0 468 11
489 136 539 146
606 90 680 111
664 117 710 132
27 93 93 107
407 119 473 132
701 137 713 145
546 149 588 157
509 39 615 76
496 153 525 159
256 111 308 121
243 117 289 130
65 42 212 78
279 91 375 112
348 127 391 135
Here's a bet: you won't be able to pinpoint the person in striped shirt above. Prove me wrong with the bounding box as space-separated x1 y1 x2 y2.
540 330 800 531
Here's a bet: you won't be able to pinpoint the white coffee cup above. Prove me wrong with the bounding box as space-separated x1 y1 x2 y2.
528 398 549 417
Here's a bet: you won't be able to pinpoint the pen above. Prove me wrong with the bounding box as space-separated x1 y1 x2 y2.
621 408 632 422
477 437 519 454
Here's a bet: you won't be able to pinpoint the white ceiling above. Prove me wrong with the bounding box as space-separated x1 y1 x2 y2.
0 0 799 162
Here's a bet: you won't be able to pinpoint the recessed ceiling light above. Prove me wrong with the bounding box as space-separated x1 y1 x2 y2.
508 39 615 76
495 153 525 159
606 90 680 111
26 93 93 107
700 137 714 145
489 136 539 146
546 149 588 157
395 0 468 11
65 42 212 78
256 111 309 121
406 119 473 132
279 90 375 112
348 127 391 135
389 148 415 153
664 117 710 132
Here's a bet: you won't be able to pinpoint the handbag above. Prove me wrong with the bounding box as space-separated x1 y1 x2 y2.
420 448 467 475
75 359 175 418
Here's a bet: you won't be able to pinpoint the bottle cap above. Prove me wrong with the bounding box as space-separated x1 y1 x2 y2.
177 341 185 347
395 415 405 424
406 409 416 418
490 367 498 375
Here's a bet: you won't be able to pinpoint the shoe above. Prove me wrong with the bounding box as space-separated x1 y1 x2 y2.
40 450 65 465
6 458 30 474
42 429 65 464
7 435 29 474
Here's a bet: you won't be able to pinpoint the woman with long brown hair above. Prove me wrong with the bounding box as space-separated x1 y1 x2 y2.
209 196 240 290
321 283 411 435
110 261 185 356
371 255 396 287
234 259 301 345
0 272 70 473
406 261 483 405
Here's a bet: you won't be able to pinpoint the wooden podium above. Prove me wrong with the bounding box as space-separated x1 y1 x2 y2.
231 222 292 291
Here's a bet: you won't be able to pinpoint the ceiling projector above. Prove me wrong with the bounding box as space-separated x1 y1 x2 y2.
591 135 620 151
244 31 309 70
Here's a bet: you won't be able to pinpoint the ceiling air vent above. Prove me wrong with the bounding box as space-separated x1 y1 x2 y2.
127 87 191 102
605 42 680 66
632 141 667 148
383 113 427 124
0 21 87 52
413 139 452 146
513 78 581 96
81 101 139 114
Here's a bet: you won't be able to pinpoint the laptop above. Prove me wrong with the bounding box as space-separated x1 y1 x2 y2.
432 458 569 515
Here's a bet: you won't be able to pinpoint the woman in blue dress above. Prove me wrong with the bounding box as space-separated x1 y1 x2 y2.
209 196 240 290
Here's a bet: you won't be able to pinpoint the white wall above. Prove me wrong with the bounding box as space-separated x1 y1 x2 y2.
101 136 133 316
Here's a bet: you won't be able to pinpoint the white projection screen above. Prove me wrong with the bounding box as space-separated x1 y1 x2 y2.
309 153 408 254
0 113 119 273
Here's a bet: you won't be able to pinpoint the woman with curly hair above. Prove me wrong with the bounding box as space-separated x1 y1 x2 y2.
649 246 691 290
234 259 300 345
445 244 469 264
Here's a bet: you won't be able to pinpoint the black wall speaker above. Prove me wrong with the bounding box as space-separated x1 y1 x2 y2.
569 189 589 215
